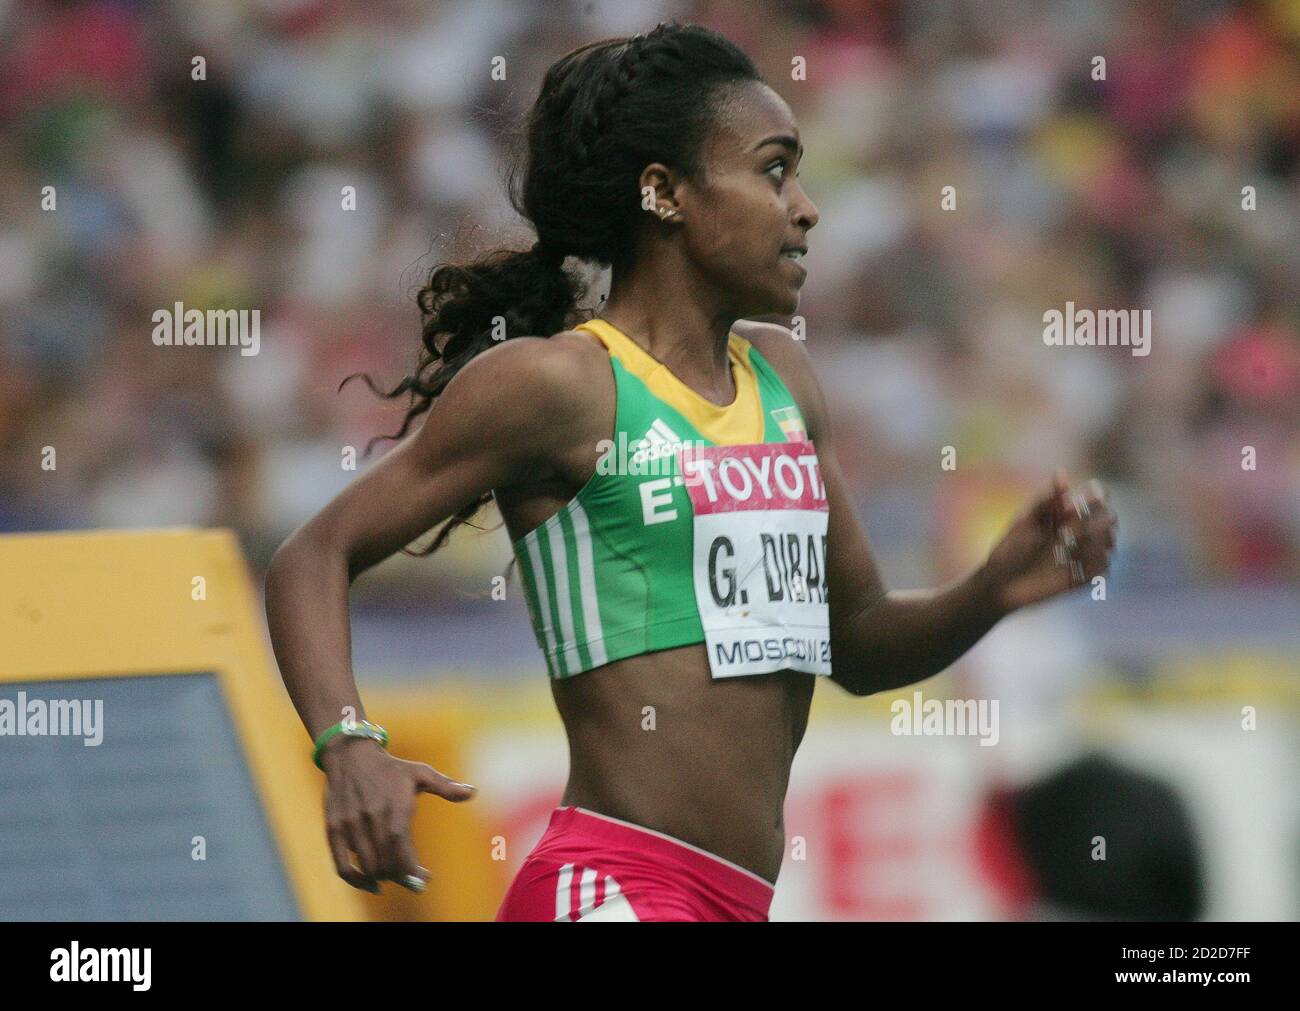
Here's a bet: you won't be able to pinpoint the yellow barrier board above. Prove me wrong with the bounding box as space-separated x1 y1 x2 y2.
0 527 367 921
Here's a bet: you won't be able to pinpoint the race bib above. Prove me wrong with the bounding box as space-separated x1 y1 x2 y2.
680 441 832 679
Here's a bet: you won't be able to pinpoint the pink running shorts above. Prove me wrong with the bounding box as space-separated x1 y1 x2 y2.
495 805 776 922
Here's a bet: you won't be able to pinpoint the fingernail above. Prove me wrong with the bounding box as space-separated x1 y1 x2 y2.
402 874 426 893
454 782 477 791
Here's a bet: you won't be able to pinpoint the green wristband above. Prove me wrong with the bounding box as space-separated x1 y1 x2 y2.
313 720 389 770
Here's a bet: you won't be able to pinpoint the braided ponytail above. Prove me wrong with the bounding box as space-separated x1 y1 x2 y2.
353 20 761 557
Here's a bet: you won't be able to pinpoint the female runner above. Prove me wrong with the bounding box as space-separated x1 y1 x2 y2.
264 21 1118 922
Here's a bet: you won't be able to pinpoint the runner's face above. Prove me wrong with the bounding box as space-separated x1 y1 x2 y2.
680 82 819 317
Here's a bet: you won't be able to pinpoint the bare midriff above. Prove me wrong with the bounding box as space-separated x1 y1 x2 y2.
549 647 815 885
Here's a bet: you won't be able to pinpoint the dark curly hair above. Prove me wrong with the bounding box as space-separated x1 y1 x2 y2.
350 20 761 556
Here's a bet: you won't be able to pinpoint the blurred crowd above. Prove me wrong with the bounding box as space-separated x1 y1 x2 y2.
1 0 1297 605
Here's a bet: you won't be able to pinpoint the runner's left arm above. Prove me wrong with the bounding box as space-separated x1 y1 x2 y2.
743 323 1003 691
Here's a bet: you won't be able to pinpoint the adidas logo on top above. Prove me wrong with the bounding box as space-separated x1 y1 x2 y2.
596 418 703 477
630 418 683 464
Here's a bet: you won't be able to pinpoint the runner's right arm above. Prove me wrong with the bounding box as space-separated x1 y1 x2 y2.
264 335 595 891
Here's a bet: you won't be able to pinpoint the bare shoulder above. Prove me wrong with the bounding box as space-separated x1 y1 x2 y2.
733 319 815 381
448 328 607 403
731 319 827 437
415 327 612 483
436 324 608 423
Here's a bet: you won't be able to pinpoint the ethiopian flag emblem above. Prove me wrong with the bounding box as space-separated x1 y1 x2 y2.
770 405 807 441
